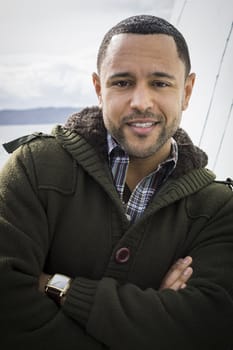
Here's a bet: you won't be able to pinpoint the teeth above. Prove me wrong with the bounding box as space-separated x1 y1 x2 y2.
132 122 154 128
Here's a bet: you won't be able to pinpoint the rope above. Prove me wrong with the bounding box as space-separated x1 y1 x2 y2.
213 101 233 170
198 22 233 146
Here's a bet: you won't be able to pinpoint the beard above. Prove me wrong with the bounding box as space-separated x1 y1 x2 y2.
104 111 181 159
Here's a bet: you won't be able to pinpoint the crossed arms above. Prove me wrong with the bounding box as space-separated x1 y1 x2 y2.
1 142 233 349
38 256 193 301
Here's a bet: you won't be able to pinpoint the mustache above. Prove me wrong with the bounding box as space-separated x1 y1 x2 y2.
122 111 163 123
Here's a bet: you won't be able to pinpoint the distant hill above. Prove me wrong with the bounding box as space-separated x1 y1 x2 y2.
0 107 81 125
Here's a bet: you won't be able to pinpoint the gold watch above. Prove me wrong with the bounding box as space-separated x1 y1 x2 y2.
45 274 71 304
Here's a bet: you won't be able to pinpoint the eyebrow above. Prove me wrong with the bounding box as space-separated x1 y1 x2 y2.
108 71 176 80
151 71 176 80
108 72 132 80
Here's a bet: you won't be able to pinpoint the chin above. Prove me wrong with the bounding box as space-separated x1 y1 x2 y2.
126 146 158 159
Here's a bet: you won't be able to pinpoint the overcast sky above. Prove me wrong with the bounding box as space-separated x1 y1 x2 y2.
0 0 174 110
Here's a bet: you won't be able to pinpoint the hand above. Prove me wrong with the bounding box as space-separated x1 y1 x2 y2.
159 256 193 291
38 272 51 293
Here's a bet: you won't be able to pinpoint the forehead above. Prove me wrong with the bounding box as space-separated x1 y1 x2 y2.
101 33 185 76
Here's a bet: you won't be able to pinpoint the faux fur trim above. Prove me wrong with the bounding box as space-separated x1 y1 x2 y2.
65 106 208 178
65 106 108 156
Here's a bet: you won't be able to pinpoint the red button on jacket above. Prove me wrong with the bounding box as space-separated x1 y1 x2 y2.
115 247 130 263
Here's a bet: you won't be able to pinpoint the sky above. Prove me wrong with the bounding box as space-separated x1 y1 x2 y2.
0 0 174 110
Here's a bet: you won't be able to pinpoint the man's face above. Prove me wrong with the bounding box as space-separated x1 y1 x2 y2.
93 33 195 160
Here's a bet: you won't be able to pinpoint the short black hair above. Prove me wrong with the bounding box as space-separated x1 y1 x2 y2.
97 15 191 77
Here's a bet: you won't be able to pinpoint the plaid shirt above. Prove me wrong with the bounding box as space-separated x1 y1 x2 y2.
107 133 178 223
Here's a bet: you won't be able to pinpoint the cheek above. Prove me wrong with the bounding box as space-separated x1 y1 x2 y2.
165 92 183 113
102 95 123 123
102 103 116 130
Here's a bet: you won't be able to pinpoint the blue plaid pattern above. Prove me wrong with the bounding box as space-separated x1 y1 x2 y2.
107 133 178 223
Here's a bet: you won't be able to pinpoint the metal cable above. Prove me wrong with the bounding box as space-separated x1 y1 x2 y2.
176 0 188 26
213 101 233 171
198 22 233 147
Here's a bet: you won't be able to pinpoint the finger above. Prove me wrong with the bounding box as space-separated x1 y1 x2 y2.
160 256 192 289
169 266 193 291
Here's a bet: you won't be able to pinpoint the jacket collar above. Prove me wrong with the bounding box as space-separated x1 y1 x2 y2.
53 106 215 219
64 106 208 180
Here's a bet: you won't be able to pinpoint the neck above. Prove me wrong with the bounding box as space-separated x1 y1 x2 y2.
126 142 172 191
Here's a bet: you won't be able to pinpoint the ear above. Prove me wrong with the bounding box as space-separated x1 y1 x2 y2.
182 73 196 111
92 72 102 108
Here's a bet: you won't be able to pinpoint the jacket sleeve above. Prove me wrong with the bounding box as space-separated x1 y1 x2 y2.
0 144 106 350
62 187 233 349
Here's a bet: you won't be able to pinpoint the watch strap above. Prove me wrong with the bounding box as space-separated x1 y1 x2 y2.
45 285 64 304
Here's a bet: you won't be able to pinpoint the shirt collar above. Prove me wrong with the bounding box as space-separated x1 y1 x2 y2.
107 132 122 155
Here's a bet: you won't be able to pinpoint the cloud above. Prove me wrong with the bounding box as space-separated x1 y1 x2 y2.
0 54 97 109
0 0 174 17
0 0 174 109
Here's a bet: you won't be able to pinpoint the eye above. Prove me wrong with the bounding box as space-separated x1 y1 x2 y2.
112 80 132 88
151 81 170 88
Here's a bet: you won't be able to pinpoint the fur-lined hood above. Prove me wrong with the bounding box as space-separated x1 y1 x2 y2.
65 106 208 179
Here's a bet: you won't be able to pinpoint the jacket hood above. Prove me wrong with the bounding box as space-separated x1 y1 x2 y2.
65 106 208 179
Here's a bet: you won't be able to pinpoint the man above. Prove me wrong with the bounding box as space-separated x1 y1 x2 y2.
0 15 233 349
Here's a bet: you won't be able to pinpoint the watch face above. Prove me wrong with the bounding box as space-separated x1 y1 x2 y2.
48 274 70 291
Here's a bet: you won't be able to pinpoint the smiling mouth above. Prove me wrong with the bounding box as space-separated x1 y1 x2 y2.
130 122 156 128
125 120 161 137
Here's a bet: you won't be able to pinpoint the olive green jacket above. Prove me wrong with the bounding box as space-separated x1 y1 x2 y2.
0 107 233 349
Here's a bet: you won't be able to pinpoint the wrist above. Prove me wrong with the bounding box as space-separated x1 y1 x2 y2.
38 273 52 293
45 273 72 305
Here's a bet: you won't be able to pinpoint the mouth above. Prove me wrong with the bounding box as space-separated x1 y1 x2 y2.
130 122 156 128
125 119 160 135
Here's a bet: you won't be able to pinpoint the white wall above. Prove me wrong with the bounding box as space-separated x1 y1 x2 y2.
171 0 233 179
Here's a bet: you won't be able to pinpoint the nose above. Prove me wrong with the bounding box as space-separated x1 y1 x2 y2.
130 84 153 112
